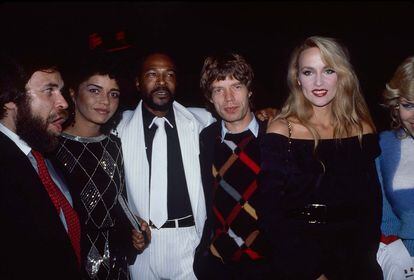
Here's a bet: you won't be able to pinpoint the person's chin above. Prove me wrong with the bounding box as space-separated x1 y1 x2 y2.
154 100 173 111
47 127 62 136
154 97 171 106
221 112 237 121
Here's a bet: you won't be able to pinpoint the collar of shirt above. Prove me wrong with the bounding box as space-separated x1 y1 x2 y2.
220 113 259 143
148 116 174 129
142 105 175 130
0 122 32 156
0 122 74 212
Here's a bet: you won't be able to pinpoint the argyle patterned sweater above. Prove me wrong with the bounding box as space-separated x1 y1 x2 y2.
198 120 269 263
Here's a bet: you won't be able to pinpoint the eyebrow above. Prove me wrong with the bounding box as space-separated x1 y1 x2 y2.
145 68 176 72
300 66 333 71
87 83 103 89
87 83 120 92
212 82 243 88
42 82 60 89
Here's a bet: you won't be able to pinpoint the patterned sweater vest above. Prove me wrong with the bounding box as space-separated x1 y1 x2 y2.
210 129 268 263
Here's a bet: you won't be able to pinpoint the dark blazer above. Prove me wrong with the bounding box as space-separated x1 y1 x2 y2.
0 131 81 280
194 122 220 264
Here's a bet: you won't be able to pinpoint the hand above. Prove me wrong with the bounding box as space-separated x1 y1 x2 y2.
255 107 278 122
316 274 328 280
139 218 152 244
132 229 147 252
131 218 152 253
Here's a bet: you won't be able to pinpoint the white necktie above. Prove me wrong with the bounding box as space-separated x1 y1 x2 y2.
150 117 168 228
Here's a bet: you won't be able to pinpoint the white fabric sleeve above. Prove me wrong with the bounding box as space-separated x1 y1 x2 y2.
377 239 414 279
187 107 216 129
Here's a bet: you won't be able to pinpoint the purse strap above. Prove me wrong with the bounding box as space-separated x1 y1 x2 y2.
286 118 292 153
284 118 325 196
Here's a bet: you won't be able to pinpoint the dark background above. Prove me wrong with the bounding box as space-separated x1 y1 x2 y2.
1 1 413 131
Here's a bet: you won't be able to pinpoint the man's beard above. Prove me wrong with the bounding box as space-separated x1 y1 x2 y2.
15 96 60 153
142 86 174 112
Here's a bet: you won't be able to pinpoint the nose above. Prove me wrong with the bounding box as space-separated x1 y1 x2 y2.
314 73 323 86
157 73 166 86
56 90 68 110
224 89 234 102
99 93 110 105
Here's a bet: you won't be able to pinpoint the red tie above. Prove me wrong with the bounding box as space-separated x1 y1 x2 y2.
31 150 81 268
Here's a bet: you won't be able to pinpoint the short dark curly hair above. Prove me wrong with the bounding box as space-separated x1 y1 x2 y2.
200 53 254 113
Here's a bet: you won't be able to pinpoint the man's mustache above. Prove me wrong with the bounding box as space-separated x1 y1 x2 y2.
52 109 69 123
151 86 172 95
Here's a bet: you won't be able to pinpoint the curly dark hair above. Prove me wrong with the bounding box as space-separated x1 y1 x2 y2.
200 52 254 113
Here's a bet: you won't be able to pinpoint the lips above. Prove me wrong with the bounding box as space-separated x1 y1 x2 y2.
95 108 110 115
50 116 66 132
152 86 171 95
224 106 238 114
312 89 328 97
154 90 168 95
153 90 171 100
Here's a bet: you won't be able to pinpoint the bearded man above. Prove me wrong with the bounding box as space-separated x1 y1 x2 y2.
0 53 81 279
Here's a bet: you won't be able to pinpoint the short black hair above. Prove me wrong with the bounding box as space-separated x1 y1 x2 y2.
134 50 179 79
0 53 28 119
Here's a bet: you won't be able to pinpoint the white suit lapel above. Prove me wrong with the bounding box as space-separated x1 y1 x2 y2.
173 102 206 237
118 101 150 221
118 101 206 238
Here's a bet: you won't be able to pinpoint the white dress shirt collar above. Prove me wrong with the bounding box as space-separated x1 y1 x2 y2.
0 122 31 156
220 113 259 142
148 116 174 129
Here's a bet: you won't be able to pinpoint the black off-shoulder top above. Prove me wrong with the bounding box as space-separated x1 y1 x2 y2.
256 133 383 279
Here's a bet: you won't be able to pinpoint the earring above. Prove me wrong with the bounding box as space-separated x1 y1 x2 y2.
70 111 76 127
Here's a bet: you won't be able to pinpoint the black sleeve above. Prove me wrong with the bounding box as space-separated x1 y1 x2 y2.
194 127 215 277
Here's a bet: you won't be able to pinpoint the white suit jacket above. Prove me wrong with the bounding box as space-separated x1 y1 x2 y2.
117 101 207 239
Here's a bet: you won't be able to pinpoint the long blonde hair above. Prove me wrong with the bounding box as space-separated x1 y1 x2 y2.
382 56 414 138
277 36 375 148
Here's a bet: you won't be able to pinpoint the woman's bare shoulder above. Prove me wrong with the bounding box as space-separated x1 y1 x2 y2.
348 121 375 137
267 118 290 137
362 121 375 134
